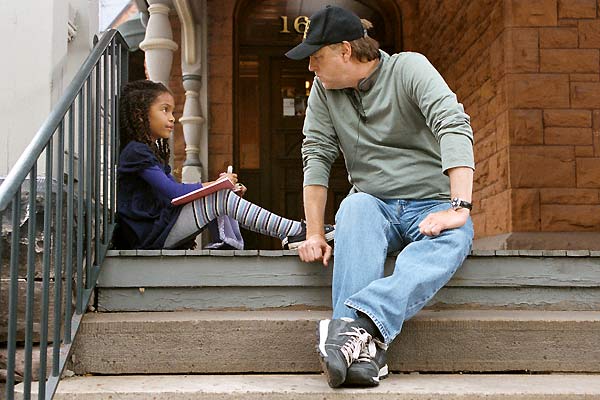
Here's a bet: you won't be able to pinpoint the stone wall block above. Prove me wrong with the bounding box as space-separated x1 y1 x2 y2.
558 0 597 18
511 189 541 231
543 109 592 126
540 188 600 203
540 49 599 73
481 190 511 235
571 82 600 108
505 0 558 27
541 204 600 230
577 157 600 186
511 146 576 187
539 27 579 47
579 19 600 47
508 74 570 108
545 127 593 144
509 109 544 144
575 145 595 156
506 28 540 72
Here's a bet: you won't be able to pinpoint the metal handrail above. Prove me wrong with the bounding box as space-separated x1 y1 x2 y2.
1 29 129 400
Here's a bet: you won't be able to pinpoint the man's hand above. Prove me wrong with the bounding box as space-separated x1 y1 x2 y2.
298 234 332 267
419 208 469 236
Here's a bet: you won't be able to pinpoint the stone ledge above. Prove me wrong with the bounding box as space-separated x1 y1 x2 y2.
105 249 596 257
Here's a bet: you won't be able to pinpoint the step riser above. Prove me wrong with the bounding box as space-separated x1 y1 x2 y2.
97 255 600 312
97 286 600 312
70 311 600 375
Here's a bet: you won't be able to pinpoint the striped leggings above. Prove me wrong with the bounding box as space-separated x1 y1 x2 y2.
163 189 302 249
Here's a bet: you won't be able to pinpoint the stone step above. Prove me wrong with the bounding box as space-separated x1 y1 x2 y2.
70 309 600 375
97 250 600 312
16 374 600 399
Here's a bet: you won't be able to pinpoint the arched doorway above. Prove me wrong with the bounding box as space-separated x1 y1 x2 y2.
234 0 402 249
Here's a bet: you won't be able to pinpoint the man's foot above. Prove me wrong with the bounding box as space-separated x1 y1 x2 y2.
344 337 389 387
282 221 335 250
316 318 372 388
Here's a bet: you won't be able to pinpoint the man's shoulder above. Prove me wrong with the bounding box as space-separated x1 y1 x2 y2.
387 51 430 67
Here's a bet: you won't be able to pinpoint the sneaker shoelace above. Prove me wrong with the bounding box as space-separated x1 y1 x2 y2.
355 338 377 363
339 327 372 367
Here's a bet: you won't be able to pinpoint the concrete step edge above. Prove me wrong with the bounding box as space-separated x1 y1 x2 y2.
17 374 600 399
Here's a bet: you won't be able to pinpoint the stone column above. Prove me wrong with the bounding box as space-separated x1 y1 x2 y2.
139 1 178 86
180 73 205 183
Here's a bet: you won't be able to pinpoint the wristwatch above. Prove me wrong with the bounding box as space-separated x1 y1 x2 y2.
450 197 472 211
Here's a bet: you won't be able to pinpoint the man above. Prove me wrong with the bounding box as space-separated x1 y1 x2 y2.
285 5 475 388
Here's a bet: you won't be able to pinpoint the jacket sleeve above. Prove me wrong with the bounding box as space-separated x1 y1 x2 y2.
400 52 475 173
139 165 203 199
301 78 340 188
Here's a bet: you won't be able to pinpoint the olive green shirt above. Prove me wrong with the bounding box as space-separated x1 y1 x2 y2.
302 51 474 200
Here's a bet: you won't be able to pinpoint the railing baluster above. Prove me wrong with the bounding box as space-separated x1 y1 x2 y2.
110 40 117 224
6 187 22 400
95 63 101 265
23 165 38 400
76 91 85 315
64 107 75 344
52 122 65 377
86 77 93 289
103 51 109 245
38 137 54 399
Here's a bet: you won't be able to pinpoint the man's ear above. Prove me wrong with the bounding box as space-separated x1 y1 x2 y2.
341 41 352 61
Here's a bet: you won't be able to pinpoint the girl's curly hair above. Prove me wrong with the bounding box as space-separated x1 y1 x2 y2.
119 80 172 165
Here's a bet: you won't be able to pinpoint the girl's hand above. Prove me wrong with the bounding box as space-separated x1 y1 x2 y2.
234 183 247 197
219 172 238 185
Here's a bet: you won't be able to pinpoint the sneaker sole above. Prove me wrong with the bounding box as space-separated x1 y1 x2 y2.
344 363 389 387
284 230 335 250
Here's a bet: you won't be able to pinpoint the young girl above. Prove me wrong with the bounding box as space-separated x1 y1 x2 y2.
115 79 333 250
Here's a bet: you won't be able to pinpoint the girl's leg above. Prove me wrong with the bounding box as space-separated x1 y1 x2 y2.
193 189 302 239
163 202 202 249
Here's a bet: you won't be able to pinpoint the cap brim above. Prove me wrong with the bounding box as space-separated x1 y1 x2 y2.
285 42 324 60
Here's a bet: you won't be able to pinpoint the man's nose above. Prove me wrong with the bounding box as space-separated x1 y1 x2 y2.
308 59 316 72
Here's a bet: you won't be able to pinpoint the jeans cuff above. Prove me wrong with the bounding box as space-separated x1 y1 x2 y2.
344 300 392 344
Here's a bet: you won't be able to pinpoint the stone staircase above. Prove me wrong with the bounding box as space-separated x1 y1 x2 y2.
17 249 600 399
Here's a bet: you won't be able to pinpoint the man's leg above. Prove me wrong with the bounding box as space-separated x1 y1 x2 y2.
344 200 474 344
332 193 404 320
317 193 403 388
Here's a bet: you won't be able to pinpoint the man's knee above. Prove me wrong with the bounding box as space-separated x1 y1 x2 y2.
335 193 381 223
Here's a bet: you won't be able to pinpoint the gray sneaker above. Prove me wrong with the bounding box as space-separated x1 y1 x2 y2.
317 318 372 388
282 222 335 250
344 337 388 387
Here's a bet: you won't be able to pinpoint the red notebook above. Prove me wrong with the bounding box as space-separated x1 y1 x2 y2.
171 177 235 206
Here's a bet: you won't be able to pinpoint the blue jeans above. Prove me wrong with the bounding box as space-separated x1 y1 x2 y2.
332 192 474 344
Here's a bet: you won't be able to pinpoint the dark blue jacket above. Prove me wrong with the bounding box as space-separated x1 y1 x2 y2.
114 141 201 249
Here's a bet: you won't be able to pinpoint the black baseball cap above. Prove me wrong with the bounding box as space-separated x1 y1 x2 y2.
285 5 366 60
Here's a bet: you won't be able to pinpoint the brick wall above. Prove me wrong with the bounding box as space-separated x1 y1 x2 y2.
414 0 600 246
502 0 600 244
412 0 508 239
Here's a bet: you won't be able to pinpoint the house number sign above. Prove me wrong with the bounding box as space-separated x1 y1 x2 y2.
280 16 309 34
